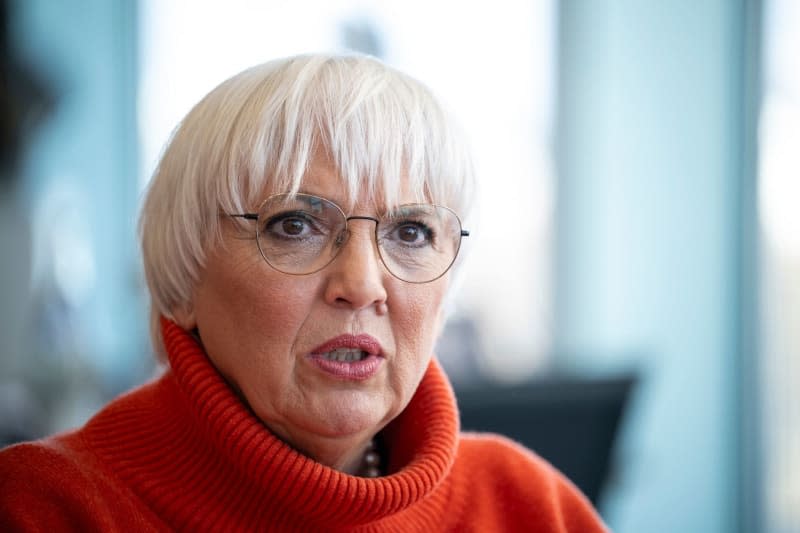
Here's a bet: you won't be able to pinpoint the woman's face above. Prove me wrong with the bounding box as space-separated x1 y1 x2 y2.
178 157 449 454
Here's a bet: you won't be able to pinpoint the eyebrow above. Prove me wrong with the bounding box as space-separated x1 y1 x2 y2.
295 190 349 208
293 190 435 218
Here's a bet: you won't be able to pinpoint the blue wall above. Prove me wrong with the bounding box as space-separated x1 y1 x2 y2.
556 1 758 531
10 0 146 395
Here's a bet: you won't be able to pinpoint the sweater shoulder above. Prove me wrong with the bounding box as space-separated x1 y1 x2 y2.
1 436 110 529
456 432 568 496
450 432 609 533
1 438 78 526
459 431 553 471
0 429 162 530
0 435 90 492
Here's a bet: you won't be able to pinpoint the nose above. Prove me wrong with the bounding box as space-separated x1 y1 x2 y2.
322 220 388 313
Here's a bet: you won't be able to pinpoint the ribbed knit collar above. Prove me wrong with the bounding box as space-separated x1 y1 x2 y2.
85 318 460 530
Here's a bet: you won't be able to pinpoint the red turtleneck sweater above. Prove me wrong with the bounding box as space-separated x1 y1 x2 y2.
1 320 607 532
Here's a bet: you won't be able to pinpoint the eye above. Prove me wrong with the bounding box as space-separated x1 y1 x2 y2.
389 221 433 246
264 211 319 240
280 217 306 236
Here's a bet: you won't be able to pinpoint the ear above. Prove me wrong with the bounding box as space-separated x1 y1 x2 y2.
172 302 197 330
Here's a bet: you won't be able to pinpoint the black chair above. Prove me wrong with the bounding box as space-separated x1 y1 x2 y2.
456 374 634 504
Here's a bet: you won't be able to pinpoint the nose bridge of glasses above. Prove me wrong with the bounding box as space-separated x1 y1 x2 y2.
328 215 388 283
345 215 380 226
335 215 379 248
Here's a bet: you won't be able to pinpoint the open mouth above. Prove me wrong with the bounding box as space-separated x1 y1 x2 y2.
318 348 369 362
308 335 384 380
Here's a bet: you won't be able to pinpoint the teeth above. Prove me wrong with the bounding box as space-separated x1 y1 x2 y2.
320 349 367 362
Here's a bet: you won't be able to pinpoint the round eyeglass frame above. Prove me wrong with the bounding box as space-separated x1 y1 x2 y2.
228 192 470 284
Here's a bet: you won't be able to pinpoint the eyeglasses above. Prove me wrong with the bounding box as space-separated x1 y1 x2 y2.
229 193 469 283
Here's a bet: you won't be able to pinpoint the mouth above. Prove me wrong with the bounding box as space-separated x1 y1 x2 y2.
316 348 372 362
309 334 383 360
307 334 384 381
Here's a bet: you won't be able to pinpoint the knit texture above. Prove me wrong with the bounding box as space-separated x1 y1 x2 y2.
1 319 608 532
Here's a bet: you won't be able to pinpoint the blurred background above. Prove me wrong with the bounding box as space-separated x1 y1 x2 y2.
0 0 796 531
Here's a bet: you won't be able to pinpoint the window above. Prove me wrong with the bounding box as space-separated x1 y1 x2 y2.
759 1 800 530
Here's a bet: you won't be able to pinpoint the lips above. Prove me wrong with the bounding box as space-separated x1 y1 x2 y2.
309 334 383 359
307 334 384 381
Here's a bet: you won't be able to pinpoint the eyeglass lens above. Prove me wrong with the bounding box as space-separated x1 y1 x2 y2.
254 193 464 283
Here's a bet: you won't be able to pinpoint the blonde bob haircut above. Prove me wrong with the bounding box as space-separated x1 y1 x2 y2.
139 53 476 355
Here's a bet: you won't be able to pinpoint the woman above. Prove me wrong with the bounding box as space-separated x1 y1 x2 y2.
0 54 607 531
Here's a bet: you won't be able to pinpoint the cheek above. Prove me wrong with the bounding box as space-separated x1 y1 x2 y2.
193 248 317 375
392 281 448 360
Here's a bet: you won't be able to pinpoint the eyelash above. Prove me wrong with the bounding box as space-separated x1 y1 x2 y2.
384 219 435 245
263 212 321 239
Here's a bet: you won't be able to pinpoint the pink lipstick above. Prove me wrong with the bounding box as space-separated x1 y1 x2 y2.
307 334 384 381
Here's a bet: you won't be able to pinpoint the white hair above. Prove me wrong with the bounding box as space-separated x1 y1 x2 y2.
139 53 476 355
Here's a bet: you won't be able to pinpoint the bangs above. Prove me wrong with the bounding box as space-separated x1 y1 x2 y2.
216 55 473 216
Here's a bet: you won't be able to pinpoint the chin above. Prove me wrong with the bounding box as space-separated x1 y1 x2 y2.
308 395 392 438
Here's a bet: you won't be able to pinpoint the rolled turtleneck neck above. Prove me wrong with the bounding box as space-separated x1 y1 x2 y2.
84 318 460 530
